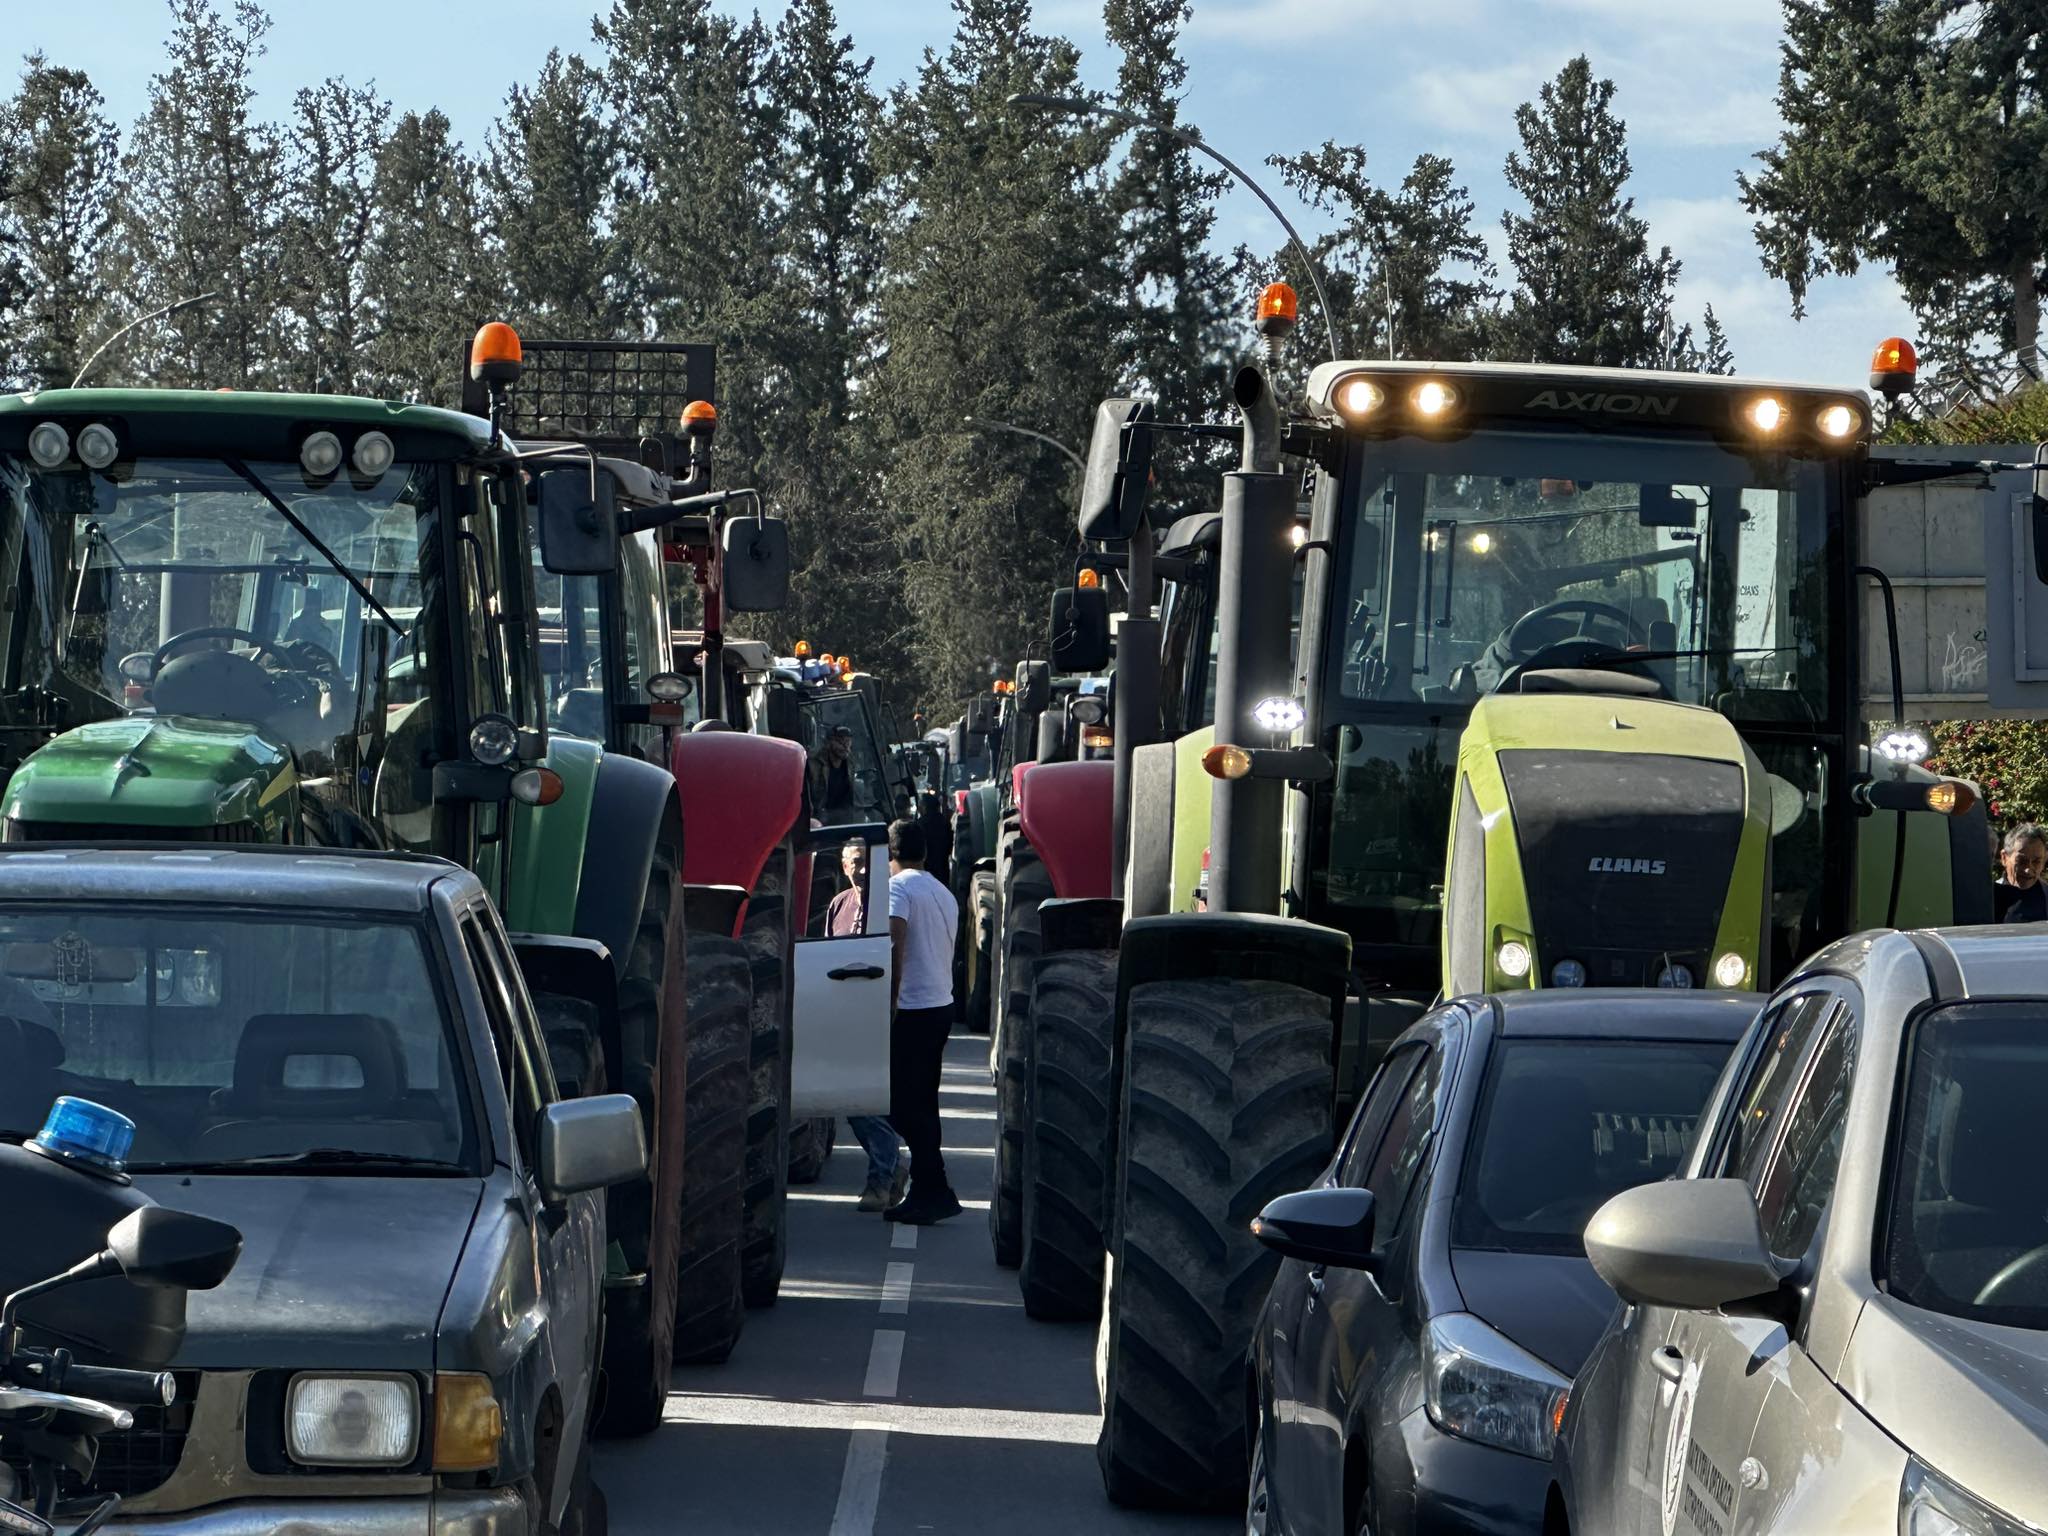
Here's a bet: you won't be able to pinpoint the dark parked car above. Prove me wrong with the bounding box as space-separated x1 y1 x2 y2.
1246 990 1755 1536
0 847 645 1536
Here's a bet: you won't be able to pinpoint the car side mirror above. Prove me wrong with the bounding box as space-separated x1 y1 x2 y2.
537 1095 647 1201
1584 1178 1783 1311
722 515 790 612
1079 398 1156 542
536 467 620 576
107 1206 243 1292
1250 1187 1377 1270
1050 585 1111 673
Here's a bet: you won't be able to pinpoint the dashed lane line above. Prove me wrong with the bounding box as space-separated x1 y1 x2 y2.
880 1261 913 1315
827 1426 890 1536
863 1329 905 1397
890 1222 917 1250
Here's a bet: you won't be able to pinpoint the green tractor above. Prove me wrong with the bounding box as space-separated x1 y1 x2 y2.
0 325 703 1436
1020 291 2005 1509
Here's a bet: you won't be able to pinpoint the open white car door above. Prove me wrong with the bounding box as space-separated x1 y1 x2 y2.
791 821 894 1118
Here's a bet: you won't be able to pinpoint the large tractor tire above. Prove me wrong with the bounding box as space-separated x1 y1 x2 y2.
1018 948 1118 1321
964 870 998 1036
673 932 751 1365
594 844 686 1438
1096 977 1334 1510
739 854 793 1308
990 841 1051 1269
787 1116 836 1184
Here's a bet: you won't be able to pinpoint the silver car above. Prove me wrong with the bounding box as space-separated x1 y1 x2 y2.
1553 925 2048 1535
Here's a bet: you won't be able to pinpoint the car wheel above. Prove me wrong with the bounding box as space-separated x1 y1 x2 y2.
1245 1422 1271 1536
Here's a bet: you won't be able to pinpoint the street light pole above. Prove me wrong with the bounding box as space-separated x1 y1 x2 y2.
961 413 1087 473
1010 92 1341 363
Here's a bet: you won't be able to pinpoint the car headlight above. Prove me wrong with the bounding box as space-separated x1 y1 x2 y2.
286 1374 419 1466
1422 1312 1570 1460
1901 1459 2034 1535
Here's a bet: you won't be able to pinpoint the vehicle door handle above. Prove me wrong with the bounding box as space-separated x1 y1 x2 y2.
828 964 886 981
1651 1345 1685 1384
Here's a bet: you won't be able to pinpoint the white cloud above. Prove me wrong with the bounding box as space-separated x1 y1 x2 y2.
1188 0 1483 44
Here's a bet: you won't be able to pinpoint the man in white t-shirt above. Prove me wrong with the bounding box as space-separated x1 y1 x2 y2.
883 817 963 1224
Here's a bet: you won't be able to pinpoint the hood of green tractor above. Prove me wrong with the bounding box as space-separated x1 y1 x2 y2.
1 716 296 841
1443 691 1769 995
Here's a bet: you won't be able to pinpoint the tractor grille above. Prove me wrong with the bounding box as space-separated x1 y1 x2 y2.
1497 749 1745 976
3 819 263 844
87 1372 200 1498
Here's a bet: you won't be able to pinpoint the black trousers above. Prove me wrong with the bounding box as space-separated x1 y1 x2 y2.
890 1004 955 1195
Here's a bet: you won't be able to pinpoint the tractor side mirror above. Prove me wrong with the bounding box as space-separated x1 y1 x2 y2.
966 696 999 736
1078 398 1156 543
1050 585 1111 673
537 467 621 576
722 516 790 612
2032 449 2048 584
1015 660 1050 715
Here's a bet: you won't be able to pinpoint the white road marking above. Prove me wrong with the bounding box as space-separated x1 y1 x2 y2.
890 1222 917 1250
880 1261 913 1315
939 1107 997 1120
827 1426 889 1536
863 1329 905 1397
665 1395 1098 1445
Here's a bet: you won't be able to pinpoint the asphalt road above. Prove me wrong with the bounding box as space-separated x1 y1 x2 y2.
595 1033 1239 1536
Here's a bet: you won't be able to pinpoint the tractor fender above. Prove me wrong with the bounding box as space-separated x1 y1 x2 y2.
1016 759 1113 900
1038 896 1123 957
1111 912 1352 1115
1011 762 1034 802
497 736 605 937
573 750 685 983
673 731 806 893
1124 742 1179 918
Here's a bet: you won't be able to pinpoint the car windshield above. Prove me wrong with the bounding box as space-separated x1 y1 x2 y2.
1884 1003 2048 1330
1338 431 1832 721
1453 1037 1733 1255
0 908 474 1173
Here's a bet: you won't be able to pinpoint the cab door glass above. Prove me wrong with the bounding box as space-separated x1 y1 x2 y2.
1750 1009 1856 1264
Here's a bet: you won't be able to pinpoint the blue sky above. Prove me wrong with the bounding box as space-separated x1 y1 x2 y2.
11 0 1913 385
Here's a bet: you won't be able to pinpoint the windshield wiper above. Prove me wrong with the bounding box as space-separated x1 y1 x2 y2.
133 1148 467 1175
219 457 405 636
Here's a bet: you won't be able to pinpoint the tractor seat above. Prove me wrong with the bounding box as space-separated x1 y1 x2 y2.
1715 688 1816 725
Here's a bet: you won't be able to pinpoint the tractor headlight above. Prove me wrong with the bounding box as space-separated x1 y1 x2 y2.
1712 952 1748 989
351 430 396 479
27 421 69 468
1657 962 1695 989
1252 696 1306 735
76 422 120 469
1550 958 1586 988
286 1374 418 1466
1877 729 1931 764
1495 940 1532 981
1422 1312 1570 1460
467 713 520 766
299 430 344 478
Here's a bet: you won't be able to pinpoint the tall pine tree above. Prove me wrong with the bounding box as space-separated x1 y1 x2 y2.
116 0 287 388
7 56 118 389
279 77 389 393
1741 0 2048 381
1498 56 1681 368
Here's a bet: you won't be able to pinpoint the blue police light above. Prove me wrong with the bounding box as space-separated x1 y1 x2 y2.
32 1096 136 1174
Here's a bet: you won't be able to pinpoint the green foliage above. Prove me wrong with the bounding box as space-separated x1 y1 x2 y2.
7 56 119 389
1498 56 1683 368
1741 0 2048 372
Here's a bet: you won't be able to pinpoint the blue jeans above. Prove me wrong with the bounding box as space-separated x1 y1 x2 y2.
848 1115 901 1185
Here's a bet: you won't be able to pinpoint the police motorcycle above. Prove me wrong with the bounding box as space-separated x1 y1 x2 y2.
0 1097 241 1534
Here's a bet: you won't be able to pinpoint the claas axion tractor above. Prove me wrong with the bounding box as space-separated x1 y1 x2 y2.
995 284 2017 1510
0 323 714 1436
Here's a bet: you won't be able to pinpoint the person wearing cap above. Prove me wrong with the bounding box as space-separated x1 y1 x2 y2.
826 840 909 1211
810 726 859 823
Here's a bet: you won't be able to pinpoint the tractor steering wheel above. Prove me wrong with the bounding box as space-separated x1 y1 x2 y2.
1502 598 1645 660
151 627 298 677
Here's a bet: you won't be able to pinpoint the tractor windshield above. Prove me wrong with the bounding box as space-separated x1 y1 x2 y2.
0 455 450 843
1335 431 1831 716
1316 428 1842 979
